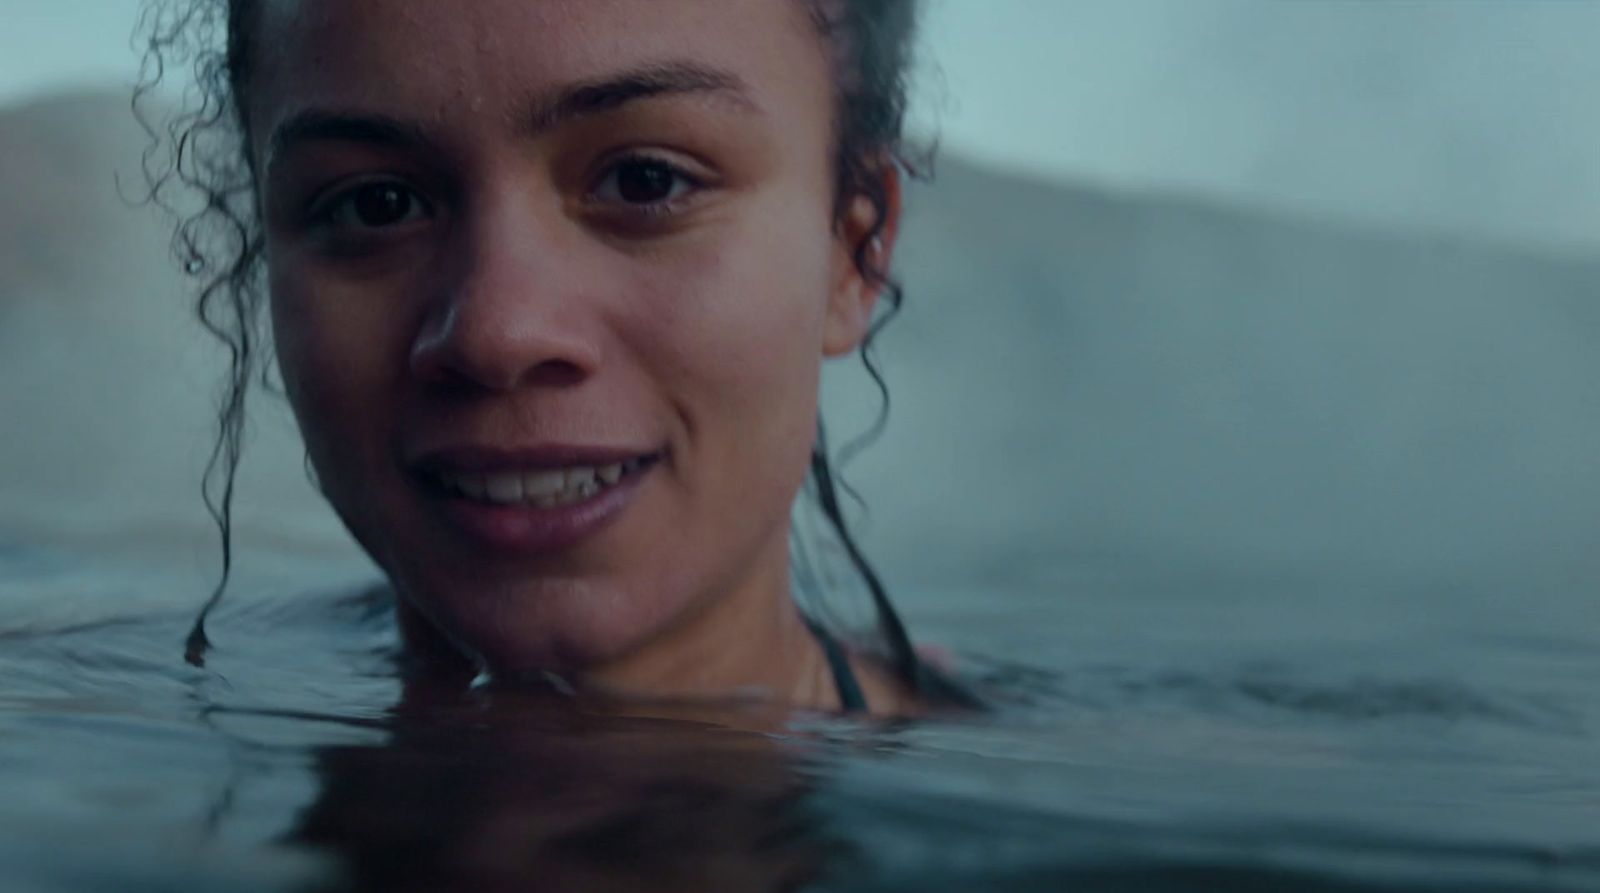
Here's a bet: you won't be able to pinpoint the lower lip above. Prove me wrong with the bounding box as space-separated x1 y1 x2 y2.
427 468 651 555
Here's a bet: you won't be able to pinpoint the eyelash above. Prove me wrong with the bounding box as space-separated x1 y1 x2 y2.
585 152 704 219
301 153 706 239
305 179 432 234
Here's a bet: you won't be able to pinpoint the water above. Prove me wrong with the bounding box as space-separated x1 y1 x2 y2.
2 541 1595 892
4 90 1599 890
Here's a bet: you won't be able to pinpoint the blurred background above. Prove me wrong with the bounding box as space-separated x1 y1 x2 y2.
2 0 1597 619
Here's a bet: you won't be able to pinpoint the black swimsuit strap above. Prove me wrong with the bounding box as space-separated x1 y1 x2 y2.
804 618 868 713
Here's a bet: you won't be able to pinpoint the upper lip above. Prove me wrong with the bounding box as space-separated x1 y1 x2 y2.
409 444 662 475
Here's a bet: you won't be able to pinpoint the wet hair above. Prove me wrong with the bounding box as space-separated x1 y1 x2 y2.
135 0 975 706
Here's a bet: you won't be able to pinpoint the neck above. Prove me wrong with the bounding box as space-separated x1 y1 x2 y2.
579 535 834 708
395 534 839 710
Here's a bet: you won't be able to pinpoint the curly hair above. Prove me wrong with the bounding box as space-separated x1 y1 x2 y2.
134 0 974 706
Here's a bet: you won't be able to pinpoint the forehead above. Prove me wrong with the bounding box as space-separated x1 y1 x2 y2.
248 0 828 139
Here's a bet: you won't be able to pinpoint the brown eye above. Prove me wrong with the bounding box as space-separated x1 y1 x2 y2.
615 160 676 203
314 180 430 231
352 183 413 226
592 156 695 210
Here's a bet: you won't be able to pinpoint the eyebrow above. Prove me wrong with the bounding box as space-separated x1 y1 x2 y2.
265 60 757 170
526 61 756 133
267 112 430 166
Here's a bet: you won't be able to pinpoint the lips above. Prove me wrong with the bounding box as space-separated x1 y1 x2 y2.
432 456 656 508
409 445 663 553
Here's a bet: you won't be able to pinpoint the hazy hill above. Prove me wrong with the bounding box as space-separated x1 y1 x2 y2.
847 158 1600 594
4 90 1597 599
0 91 353 574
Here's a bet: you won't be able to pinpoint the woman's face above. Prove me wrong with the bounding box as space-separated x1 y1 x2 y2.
249 0 886 676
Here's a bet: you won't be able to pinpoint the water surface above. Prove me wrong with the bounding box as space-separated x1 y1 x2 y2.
2 541 1595 892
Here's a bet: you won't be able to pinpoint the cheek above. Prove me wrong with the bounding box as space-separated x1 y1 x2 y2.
632 209 836 414
270 271 339 438
267 259 404 468
622 206 836 533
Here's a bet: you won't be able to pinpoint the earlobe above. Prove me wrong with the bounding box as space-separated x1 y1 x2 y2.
823 162 902 358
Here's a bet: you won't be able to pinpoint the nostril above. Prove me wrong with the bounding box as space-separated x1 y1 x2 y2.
524 358 587 388
407 305 601 391
417 354 591 394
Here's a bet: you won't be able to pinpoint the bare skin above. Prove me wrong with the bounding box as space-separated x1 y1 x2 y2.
248 0 911 713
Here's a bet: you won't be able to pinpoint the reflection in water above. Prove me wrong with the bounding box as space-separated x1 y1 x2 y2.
2 557 1599 891
288 679 851 893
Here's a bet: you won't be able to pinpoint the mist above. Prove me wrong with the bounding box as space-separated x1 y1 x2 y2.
2 4 1597 609
921 0 1600 253
8 1 1600 252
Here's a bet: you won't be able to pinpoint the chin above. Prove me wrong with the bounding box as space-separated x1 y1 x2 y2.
397 567 694 678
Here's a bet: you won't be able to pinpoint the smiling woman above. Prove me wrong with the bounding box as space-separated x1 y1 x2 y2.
134 0 972 716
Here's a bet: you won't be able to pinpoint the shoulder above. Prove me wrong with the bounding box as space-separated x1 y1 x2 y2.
850 642 975 717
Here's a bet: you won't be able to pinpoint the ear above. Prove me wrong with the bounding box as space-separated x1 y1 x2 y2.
823 161 902 358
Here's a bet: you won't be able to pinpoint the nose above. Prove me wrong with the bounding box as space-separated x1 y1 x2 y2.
409 197 602 392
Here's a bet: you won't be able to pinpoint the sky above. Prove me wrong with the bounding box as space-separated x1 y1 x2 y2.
5 0 1600 253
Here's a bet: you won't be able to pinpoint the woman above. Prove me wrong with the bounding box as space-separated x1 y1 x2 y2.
140 0 971 715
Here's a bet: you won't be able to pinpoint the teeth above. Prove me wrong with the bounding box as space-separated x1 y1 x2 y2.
523 469 566 498
440 460 647 507
484 473 523 504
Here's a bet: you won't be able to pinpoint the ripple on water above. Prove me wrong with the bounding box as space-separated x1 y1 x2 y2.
0 547 1597 891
